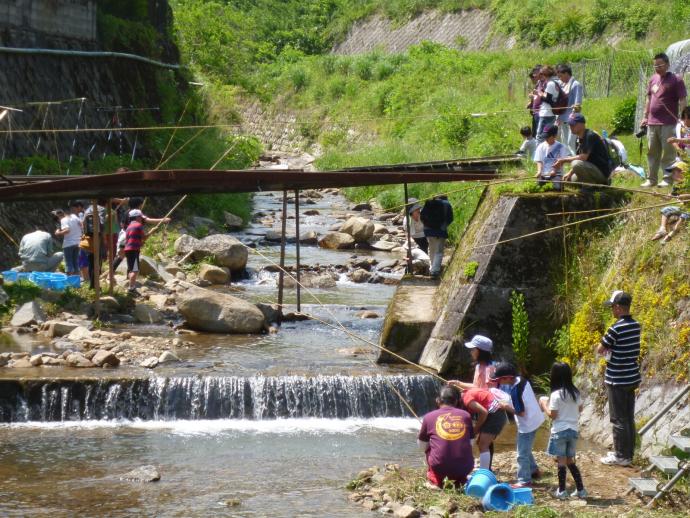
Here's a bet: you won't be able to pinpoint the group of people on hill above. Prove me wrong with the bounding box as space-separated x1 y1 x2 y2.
16 196 170 295
418 289 641 500
517 53 689 240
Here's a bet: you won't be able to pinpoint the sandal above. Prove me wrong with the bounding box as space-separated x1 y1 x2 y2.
651 230 667 241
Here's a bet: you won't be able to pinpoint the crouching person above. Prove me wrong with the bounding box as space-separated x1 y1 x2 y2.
417 385 475 490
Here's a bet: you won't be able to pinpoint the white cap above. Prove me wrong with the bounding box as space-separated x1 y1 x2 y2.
464 334 493 352
128 209 143 219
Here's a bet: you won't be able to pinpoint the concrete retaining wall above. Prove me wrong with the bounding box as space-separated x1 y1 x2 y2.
0 0 97 44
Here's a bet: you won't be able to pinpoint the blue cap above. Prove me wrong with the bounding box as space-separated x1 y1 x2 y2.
568 113 586 125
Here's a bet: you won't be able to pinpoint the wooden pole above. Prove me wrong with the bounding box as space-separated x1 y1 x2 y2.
277 190 288 325
403 183 413 275
106 199 114 295
294 189 301 312
92 200 101 318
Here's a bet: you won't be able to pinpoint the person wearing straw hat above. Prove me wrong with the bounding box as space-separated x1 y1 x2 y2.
408 202 428 253
417 384 475 489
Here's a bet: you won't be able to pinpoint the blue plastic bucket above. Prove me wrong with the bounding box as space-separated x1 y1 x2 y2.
512 487 534 505
2 270 18 282
49 273 67 280
66 276 81 288
465 468 498 498
17 272 30 282
482 483 515 512
50 278 67 291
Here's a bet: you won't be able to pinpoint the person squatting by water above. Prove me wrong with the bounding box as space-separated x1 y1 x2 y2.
597 290 641 467
417 385 475 489
16 228 63 273
539 362 587 500
650 159 690 242
490 362 545 488
420 195 453 278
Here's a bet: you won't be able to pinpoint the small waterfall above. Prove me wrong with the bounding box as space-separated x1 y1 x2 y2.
0 375 439 423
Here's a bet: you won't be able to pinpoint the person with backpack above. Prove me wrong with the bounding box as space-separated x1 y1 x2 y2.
554 113 611 186
535 66 565 144
421 195 453 278
556 64 583 154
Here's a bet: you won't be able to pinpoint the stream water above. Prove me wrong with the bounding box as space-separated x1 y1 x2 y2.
0 189 577 517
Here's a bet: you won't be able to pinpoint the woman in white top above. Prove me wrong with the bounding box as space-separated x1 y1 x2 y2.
408 203 428 253
535 66 560 144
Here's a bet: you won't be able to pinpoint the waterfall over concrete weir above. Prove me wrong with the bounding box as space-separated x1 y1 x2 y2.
0 375 439 423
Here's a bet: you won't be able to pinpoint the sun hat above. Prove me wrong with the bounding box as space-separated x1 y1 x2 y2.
128 209 144 219
604 290 632 307
408 203 422 215
664 159 688 174
464 334 493 352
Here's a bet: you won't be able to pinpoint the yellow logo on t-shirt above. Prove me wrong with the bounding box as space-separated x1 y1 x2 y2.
435 412 467 441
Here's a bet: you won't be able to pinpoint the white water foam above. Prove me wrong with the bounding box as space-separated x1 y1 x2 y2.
1 417 420 435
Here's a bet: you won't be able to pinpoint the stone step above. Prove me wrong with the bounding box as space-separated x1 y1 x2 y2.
670 435 690 453
629 477 659 497
650 455 680 474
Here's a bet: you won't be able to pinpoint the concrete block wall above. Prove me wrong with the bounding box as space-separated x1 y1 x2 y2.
332 9 507 55
0 0 96 42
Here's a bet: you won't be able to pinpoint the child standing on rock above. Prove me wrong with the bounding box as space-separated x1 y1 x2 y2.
539 362 587 500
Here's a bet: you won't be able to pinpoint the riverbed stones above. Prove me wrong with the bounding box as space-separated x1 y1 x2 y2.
66 352 95 368
140 357 159 369
299 231 318 244
176 288 265 334
198 264 230 284
120 465 161 483
10 301 46 327
98 296 121 313
91 350 120 368
133 303 164 324
350 269 371 283
368 240 398 252
283 271 338 289
318 232 355 250
341 217 375 242
223 211 243 231
158 351 180 364
255 303 281 324
393 504 420 518
352 203 372 212
8 358 33 368
29 354 43 366
43 320 81 338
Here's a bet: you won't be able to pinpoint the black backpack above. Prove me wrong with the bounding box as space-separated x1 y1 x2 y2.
421 199 446 229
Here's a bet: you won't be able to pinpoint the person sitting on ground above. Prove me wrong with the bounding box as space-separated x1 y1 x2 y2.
534 124 569 190
421 195 453 278
517 126 537 159
54 201 82 276
17 228 63 272
539 362 587 500
124 209 147 295
489 363 545 488
668 106 690 158
408 203 428 254
447 382 509 471
554 113 612 187
417 385 475 490
651 159 690 243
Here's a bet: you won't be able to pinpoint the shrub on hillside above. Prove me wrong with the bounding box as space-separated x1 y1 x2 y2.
611 96 637 134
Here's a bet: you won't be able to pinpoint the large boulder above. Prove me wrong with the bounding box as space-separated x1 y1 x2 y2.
340 217 375 242
92 350 120 367
223 211 244 231
10 301 46 327
133 303 164 324
174 234 248 271
198 264 230 284
318 232 355 250
176 288 265 334
138 256 160 278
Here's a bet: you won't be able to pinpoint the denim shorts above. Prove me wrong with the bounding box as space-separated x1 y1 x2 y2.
547 428 579 457
661 206 690 219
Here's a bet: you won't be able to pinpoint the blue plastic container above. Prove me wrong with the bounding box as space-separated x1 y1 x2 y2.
465 468 498 499
512 487 534 506
2 270 18 282
17 272 30 282
482 483 515 512
66 276 81 288
50 278 67 291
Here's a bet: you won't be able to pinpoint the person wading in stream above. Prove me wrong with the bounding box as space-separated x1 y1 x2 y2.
417 385 475 490
597 290 641 467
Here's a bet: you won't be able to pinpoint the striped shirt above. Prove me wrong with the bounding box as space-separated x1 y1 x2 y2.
124 221 144 252
601 315 641 386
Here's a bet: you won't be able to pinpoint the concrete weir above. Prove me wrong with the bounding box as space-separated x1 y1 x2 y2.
381 190 618 376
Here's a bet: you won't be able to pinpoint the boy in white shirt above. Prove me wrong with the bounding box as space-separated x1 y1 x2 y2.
54 202 83 275
534 124 569 191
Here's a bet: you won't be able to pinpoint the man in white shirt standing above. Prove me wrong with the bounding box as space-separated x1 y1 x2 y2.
556 64 583 154
54 201 83 275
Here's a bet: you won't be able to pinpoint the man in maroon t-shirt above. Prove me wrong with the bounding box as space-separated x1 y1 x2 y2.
641 53 687 188
417 385 475 488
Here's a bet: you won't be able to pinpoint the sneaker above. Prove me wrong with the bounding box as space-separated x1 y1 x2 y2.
600 454 631 466
651 230 667 241
571 488 588 499
657 180 670 187
640 180 654 187
553 489 569 500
